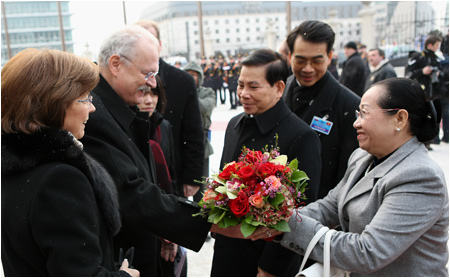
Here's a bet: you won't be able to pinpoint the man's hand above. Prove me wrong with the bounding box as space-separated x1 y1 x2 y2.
423 65 433 75
183 184 200 197
160 239 178 262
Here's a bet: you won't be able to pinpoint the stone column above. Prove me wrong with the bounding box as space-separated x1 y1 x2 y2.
204 28 214 58
358 1 376 48
327 8 341 51
266 18 277 51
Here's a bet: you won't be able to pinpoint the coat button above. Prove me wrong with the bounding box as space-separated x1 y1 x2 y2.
294 245 300 251
289 243 294 248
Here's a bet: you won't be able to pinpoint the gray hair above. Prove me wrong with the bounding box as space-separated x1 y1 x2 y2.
97 25 158 67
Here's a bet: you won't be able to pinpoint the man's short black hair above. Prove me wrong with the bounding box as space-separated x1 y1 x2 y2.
286 20 335 54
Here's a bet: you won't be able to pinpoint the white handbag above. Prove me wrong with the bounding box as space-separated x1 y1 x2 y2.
296 227 348 277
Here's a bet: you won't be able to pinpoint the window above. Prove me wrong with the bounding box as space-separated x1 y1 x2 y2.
236 28 240 33
226 38 230 42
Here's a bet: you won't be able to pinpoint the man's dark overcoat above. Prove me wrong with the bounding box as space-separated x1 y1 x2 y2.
81 75 210 277
284 71 361 200
211 100 322 277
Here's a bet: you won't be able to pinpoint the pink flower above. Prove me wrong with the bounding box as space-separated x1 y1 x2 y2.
249 194 265 208
203 189 217 202
226 178 242 194
265 175 281 189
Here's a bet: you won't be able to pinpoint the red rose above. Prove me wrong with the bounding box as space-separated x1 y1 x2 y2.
219 164 235 180
245 150 263 163
257 162 277 177
236 165 255 180
229 191 250 217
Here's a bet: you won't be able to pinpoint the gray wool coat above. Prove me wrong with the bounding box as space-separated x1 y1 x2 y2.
281 136 449 276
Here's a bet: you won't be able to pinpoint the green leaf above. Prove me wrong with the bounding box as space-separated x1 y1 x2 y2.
208 210 226 224
288 158 298 171
291 170 309 183
274 220 291 233
241 221 257 238
268 193 285 207
223 215 239 227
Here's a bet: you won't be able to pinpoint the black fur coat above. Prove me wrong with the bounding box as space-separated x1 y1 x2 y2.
1 128 127 276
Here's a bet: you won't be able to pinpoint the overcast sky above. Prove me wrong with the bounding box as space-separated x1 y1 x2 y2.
69 1 449 59
69 1 154 57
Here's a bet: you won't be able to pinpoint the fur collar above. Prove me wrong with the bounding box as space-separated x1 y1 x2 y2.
2 128 121 235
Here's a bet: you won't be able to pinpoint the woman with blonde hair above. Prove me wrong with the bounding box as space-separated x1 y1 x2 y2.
1 48 139 277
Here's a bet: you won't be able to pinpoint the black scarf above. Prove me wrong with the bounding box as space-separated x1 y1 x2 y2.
290 72 330 118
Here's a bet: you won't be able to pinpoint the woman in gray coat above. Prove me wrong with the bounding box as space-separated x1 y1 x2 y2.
273 78 448 276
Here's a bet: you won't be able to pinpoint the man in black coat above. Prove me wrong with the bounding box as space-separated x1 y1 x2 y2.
211 49 322 277
283 20 360 200
135 20 205 198
82 25 251 277
339 41 369 96
364 48 397 92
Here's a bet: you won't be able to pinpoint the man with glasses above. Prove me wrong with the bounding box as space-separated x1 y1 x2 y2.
134 19 205 201
81 25 244 277
283 20 361 202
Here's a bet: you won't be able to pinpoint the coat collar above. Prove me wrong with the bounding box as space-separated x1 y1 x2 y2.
233 100 291 135
343 137 422 205
93 74 137 132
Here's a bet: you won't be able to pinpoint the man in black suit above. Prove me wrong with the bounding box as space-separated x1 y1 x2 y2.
283 20 360 200
339 41 369 96
211 49 322 277
135 20 205 198
82 25 258 277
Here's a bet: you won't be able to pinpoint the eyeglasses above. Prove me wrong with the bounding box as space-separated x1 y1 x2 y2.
293 58 326 67
77 95 93 108
355 108 400 120
121 55 158 81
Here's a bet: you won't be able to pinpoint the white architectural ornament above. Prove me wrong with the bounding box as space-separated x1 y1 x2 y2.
358 1 376 48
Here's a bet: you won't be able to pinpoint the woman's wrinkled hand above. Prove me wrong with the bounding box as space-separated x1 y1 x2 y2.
160 238 178 262
120 259 140 277
210 224 283 241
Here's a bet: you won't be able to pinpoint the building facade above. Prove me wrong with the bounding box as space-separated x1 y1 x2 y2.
140 1 363 61
1 1 74 66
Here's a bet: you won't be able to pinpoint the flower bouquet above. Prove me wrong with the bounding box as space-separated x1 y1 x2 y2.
194 144 309 238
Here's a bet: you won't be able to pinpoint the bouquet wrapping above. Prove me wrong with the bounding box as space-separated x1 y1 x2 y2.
194 144 309 238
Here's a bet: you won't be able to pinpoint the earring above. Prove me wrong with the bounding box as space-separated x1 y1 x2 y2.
396 128 401 132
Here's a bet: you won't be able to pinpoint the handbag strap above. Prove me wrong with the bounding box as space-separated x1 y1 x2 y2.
323 229 336 277
298 226 330 273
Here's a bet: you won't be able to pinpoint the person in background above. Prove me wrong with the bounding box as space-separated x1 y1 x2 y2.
278 38 293 75
1 48 138 277
439 31 449 143
358 43 370 75
81 25 264 277
135 20 205 198
327 49 340 80
363 48 397 92
340 41 369 97
278 78 449 277
405 35 443 150
183 61 216 203
211 49 322 277
284 20 360 200
137 75 185 276
223 55 240 109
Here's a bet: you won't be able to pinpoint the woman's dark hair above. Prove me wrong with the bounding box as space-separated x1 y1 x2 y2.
375 78 439 142
241 49 289 86
152 75 166 114
286 20 335 54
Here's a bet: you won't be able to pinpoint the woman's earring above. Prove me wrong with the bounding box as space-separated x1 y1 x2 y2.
396 128 401 132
